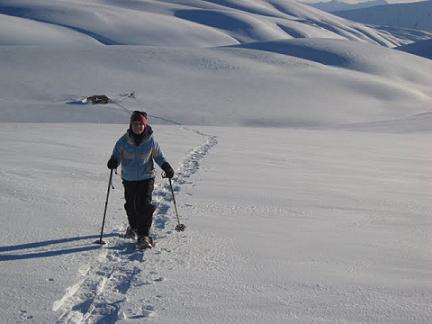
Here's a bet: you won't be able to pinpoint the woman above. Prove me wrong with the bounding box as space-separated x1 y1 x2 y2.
107 111 174 249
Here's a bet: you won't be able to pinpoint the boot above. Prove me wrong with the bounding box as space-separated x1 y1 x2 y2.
124 226 137 239
136 235 154 249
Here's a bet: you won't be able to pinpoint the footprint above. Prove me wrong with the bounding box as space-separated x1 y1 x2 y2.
19 310 33 320
134 279 152 287
142 304 155 317
127 304 155 319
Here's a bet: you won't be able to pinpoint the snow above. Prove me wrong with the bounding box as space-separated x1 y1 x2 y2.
333 0 432 33
1 43 431 126
397 38 432 59
309 0 389 13
1 124 431 323
1 0 432 323
0 0 430 46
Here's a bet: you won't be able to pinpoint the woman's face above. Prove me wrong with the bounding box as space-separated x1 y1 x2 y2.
131 121 145 135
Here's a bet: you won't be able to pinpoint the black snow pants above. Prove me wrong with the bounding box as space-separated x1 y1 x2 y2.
123 178 156 237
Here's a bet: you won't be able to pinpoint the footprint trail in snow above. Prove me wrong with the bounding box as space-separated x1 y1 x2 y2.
53 128 217 323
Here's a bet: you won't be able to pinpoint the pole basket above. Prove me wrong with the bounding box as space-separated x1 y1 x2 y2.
175 224 186 232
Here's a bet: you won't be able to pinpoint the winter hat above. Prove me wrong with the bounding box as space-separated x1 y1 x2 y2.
130 111 148 127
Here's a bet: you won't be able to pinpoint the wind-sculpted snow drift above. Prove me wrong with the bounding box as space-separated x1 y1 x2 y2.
0 1 431 128
0 0 429 47
333 0 432 33
397 38 432 59
0 41 431 128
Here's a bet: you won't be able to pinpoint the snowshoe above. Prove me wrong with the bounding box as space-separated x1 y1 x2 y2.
124 226 137 239
136 236 154 250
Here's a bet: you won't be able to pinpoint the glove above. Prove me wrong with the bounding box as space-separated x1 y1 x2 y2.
107 157 119 170
161 162 174 179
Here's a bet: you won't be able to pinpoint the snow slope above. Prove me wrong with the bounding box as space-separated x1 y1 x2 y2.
397 38 432 58
1 124 431 323
0 0 429 47
310 0 389 13
1 42 432 127
0 13 101 46
334 0 432 32
1 0 432 323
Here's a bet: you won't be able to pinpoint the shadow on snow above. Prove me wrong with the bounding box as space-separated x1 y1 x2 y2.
0 234 117 262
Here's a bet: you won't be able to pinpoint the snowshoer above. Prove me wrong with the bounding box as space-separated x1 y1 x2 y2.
107 111 174 249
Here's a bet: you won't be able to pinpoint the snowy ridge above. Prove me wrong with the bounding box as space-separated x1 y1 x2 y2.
0 0 429 47
1 44 431 128
396 38 432 59
53 127 217 323
309 0 389 13
333 0 432 33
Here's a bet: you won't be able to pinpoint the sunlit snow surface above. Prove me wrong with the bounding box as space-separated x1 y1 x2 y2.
0 0 432 323
1 124 431 323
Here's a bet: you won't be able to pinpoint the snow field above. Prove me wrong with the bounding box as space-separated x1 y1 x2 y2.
166 126 432 324
0 0 431 323
0 44 431 129
0 123 205 322
1 121 431 323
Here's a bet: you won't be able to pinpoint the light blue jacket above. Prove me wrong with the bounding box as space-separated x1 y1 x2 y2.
111 127 167 181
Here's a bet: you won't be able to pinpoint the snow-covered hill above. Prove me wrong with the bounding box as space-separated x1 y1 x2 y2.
0 0 431 127
333 0 432 32
1 40 431 127
1 0 432 323
397 38 432 58
310 0 388 12
0 0 429 47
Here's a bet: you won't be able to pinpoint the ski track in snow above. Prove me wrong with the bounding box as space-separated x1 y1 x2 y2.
53 127 217 323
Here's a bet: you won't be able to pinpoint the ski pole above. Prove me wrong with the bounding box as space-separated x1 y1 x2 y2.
169 178 186 232
162 173 186 232
94 169 114 245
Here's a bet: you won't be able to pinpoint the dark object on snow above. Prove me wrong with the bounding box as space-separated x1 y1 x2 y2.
87 95 111 104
